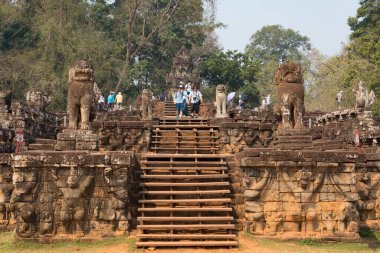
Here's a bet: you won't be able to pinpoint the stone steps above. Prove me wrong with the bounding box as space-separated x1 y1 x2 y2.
137 116 237 248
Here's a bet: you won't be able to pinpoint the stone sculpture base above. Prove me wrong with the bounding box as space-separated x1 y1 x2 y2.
55 129 98 151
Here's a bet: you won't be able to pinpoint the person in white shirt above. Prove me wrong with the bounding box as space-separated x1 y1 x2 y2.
189 85 202 118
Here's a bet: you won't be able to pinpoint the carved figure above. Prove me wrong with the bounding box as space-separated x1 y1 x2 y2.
67 60 94 130
215 84 228 118
0 166 14 225
225 129 245 154
38 192 55 236
109 127 126 151
274 63 304 130
136 130 151 152
97 167 129 235
124 129 141 150
141 89 152 120
353 81 376 111
25 90 49 111
0 90 12 114
243 129 259 147
243 170 271 234
51 167 93 237
281 169 324 234
11 168 38 238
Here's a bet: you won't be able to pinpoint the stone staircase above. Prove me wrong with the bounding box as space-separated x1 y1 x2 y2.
28 138 56 150
136 102 238 248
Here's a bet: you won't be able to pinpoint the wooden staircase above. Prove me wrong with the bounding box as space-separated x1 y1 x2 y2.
136 107 238 248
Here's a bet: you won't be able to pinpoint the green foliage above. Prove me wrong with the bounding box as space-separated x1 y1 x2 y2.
348 0 380 39
298 238 321 247
199 50 260 107
245 24 311 64
0 0 215 111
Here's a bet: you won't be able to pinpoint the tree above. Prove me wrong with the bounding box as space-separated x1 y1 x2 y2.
244 25 311 102
199 50 260 107
245 25 311 64
305 52 380 114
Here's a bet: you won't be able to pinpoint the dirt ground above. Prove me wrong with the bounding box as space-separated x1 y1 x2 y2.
1 232 380 253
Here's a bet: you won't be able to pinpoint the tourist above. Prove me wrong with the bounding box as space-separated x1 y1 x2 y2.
116 92 123 109
107 91 115 111
173 85 184 119
238 95 245 110
189 85 202 118
159 91 166 102
98 94 105 111
265 94 271 110
185 81 192 95
181 90 189 117
15 130 23 153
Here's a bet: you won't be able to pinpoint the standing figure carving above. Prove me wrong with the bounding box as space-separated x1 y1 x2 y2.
243 170 271 234
141 89 153 120
11 168 38 238
0 166 15 226
274 63 304 130
67 60 95 130
51 167 93 237
215 84 228 118
97 167 129 235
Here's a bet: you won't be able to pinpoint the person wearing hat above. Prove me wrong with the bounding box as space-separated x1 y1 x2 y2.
173 85 184 119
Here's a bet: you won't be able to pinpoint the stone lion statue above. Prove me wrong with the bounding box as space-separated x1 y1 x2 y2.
274 63 304 130
141 89 152 120
67 60 94 130
215 84 228 118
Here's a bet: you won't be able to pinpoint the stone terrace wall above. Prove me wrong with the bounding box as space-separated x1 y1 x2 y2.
0 151 137 241
236 149 380 240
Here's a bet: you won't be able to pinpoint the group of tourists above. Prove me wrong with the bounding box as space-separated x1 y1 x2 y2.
173 81 203 119
98 91 124 111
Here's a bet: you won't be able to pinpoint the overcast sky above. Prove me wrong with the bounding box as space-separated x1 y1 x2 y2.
215 0 360 56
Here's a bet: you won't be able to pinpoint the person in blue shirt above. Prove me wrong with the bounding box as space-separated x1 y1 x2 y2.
173 85 184 119
107 91 115 111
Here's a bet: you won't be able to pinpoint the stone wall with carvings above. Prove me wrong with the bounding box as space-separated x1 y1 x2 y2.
236 149 380 239
6 151 136 240
91 121 155 152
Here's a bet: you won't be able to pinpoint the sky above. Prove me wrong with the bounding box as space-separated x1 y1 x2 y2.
215 0 360 56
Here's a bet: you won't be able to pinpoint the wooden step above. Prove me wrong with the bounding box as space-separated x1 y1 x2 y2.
137 224 235 230
138 207 232 212
141 161 226 166
140 190 230 195
139 182 229 187
151 141 219 144
138 234 236 239
151 147 219 151
140 167 227 171
153 125 218 129
152 136 219 139
140 174 228 179
142 154 228 158
137 216 234 221
138 198 231 204
136 241 238 247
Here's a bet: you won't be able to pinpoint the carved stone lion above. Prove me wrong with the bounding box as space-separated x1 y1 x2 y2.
215 84 227 118
67 60 94 130
141 89 152 120
274 63 304 130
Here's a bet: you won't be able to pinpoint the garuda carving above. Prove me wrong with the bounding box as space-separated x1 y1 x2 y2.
51 167 93 237
67 60 95 130
274 63 304 130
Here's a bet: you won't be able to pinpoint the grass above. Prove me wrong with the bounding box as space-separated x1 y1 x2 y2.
243 232 380 253
0 232 138 253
